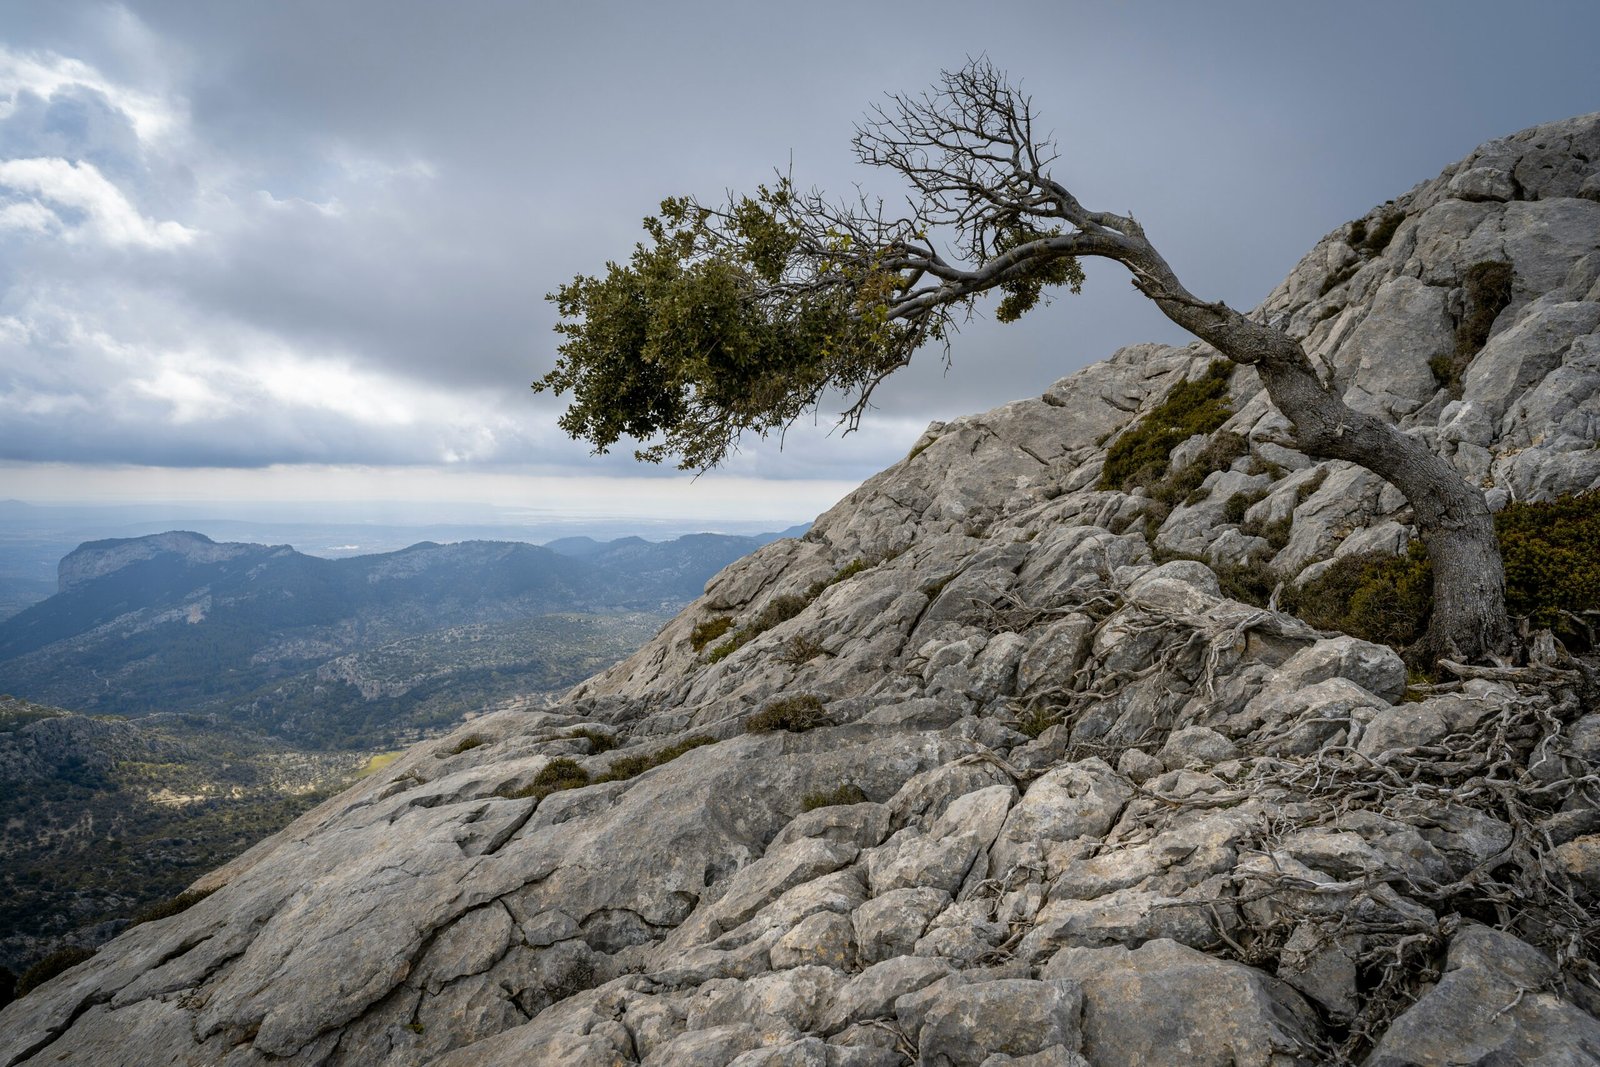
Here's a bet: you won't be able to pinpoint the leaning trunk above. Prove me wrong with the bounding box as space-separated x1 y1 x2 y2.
1126 242 1513 663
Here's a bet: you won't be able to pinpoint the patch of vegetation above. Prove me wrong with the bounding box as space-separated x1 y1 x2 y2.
689 615 735 651
1434 261 1515 398
1283 543 1435 651
1242 515 1294 551
1281 490 1600 656
444 734 486 756
1357 206 1405 257
1098 361 1236 492
707 592 815 662
745 695 829 734
1496 489 1600 640
1317 258 1361 297
826 558 872 586
15 945 94 998
594 734 717 783
1223 490 1268 526
499 757 591 801
801 783 869 811
1015 706 1062 739
1296 468 1329 502
567 727 616 754
127 887 218 930
779 634 830 666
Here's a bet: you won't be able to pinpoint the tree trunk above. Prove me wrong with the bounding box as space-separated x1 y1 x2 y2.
1122 241 1512 663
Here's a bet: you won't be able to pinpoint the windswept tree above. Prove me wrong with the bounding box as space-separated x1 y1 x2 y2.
535 60 1510 663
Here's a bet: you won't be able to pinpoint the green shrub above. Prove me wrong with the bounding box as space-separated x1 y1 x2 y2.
1283 543 1434 650
594 734 716 783
1358 207 1405 256
499 756 591 801
1015 706 1062 739
827 558 871 586
1496 489 1600 637
16 945 95 998
567 727 616 754
801 784 869 811
689 616 734 651
445 734 486 755
1434 261 1514 397
779 634 830 665
1098 361 1235 492
1223 490 1267 526
745 695 829 734
128 887 217 929
707 593 814 662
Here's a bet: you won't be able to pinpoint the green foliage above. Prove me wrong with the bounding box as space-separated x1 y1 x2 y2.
1098 362 1236 492
16 945 94 998
827 558 872 586
1358 207 1405 256
707 592 814 662
689 616 734 652
1496 489 1600 636
745 695 829 734
128 887 217 930
1284 543 1434 650
594 734 716 783
499 757 591 801
1281 490 1600 654
534 183 919 470
1015 706 1062 739
1222 490 1266 526
445 734 486 755
801 783 869 811
779 634 830 666
1242 515 1294 550
991 220 1085 322
1435 261 1515 398
567 727 616 754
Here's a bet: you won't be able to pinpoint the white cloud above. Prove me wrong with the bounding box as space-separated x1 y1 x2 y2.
0 43 181 144
0 156 197 248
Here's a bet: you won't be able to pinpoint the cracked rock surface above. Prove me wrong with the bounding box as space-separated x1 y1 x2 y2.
4 115 1600 1067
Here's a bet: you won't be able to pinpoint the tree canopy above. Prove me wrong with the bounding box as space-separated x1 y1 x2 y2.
536 58 1512 663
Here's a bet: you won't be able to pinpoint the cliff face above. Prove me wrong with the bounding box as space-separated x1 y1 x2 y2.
3 116 1599 1067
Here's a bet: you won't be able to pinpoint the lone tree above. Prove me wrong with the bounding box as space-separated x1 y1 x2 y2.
535 60 1510 664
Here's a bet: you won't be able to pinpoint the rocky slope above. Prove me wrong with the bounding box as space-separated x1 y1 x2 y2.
3 115 1599 1066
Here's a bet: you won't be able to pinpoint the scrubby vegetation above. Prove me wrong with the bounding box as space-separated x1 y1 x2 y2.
745 695 829 734
595 735 716 782
1497 489 1600 638
15 944 95 999
689 616 734 651
800 783 869 811
1433 261 1515 396
128 888 218 930
445 734 486 755
1098 361 1235 492
707 593 814 661
1281 489 1600 656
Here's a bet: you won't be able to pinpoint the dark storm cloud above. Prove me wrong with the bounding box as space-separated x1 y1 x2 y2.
2 0 1599 486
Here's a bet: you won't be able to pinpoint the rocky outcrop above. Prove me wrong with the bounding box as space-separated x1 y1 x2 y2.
3 116 1598 1066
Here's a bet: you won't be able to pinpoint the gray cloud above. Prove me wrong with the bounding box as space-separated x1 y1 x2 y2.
2 0 1599 496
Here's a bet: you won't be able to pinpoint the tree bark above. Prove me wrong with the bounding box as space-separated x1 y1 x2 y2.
1117 237 1512 663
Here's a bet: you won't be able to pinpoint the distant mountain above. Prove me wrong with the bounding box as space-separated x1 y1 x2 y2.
0 528 789 746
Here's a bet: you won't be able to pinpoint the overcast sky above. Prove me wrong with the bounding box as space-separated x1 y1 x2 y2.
2 1 1597 526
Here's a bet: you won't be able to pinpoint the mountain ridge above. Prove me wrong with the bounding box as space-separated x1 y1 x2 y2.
2 113 1598 1065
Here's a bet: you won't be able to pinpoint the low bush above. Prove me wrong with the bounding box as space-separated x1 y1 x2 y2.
16 945 95 998
1497 489 1600 639
595 734 717 783
689 616 734 651
1099 361 1235 492
1283 543 1434 651
801 784 869 811
567 727 616 754
445 734 486 756
129 887 218 930
707 592 815 662
499 757 590 801
745 695 829 734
